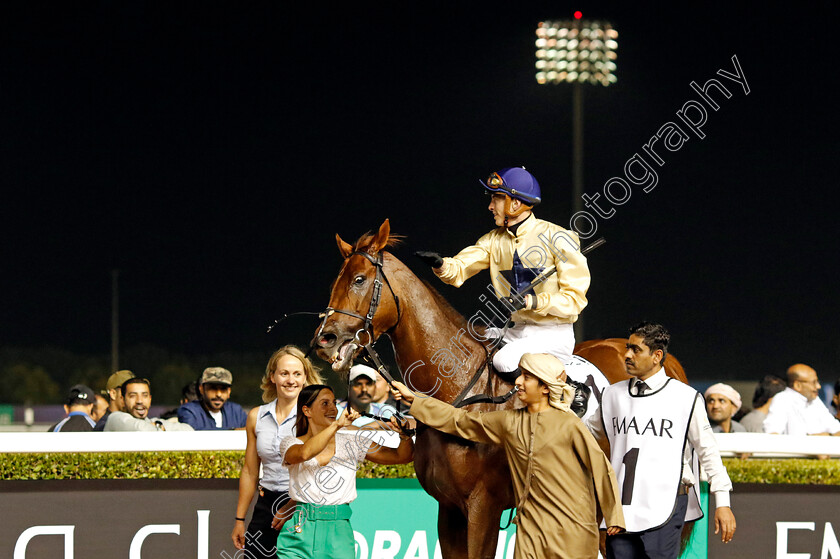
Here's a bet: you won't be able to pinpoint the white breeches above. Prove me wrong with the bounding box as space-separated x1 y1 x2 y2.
487 322 576 373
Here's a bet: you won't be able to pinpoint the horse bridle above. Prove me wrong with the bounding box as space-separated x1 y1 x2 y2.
310 250 416 433
312 248 519 426
314 250 401 353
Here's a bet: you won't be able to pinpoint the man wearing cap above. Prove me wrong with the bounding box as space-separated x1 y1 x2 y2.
49 385 97 432
705 383 746 433
177 367 247 430
763 363 840 436
93 369 135 431
391 353 624 558
415 167 589 380
337 364 394 428
585 322 736 557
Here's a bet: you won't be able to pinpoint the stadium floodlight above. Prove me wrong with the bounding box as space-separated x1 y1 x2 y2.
535 17 618 86
535 13 617 341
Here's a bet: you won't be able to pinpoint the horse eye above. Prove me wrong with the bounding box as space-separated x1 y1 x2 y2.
353 275 365 285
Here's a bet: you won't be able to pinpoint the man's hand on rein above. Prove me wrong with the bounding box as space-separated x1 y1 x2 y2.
390 381 416 405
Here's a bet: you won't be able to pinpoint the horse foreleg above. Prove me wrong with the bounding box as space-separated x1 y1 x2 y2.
437 504 469 559
465 490 507 559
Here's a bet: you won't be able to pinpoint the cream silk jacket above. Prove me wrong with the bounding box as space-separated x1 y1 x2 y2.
435 214 590 324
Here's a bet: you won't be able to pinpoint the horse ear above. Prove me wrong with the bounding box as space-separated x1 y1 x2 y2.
368 219 391 254
336 234 353 259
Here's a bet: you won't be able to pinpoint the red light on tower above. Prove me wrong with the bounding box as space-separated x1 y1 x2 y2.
574 11 583 19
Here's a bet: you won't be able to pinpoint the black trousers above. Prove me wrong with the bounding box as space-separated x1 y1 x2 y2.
244 488 291 559
606 494 689 559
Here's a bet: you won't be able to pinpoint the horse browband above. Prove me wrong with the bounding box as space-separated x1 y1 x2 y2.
320 250 401 335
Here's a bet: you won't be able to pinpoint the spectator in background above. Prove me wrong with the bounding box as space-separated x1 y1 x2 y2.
833 380 840 421
739 375 786 433
337 364 393 428
93 369 135 431
705 383 746 433
49 385 97 432
105 378 193 432
91 394 109 423
178 367 247 430
763 363 840 436
160 381 199 420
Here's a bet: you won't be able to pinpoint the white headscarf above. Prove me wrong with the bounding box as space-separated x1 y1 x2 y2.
518 353 575 412
704 383 742 412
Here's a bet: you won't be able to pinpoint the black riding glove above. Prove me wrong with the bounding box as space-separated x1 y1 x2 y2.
414 251 443 269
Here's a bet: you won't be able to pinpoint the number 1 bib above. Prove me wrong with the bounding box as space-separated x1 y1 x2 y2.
602 378 699 533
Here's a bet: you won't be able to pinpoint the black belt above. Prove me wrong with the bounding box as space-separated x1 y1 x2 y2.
677 483 692 496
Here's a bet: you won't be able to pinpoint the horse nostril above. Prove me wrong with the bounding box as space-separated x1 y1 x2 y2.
318 333 337 348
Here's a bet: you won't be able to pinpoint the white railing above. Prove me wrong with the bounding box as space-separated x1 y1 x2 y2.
0 428 404 453
714 433 840 458
0 431 838 456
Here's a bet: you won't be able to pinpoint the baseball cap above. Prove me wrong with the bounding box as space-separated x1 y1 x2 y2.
200 367 233 385
349 364 377 383
66 384 96 406
102 370 135 395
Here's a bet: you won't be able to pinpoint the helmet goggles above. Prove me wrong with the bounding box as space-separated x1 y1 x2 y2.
481 171 541 206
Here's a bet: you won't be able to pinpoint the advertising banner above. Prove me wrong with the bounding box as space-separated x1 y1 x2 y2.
1 478 712 558
708 484 840 559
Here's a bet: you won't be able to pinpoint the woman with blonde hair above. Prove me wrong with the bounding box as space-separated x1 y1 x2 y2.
231 345 324 558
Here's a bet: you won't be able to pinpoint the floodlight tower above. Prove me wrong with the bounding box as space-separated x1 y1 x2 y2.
535 12 617 340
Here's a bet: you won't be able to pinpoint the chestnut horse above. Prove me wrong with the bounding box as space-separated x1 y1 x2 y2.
313 220 687 559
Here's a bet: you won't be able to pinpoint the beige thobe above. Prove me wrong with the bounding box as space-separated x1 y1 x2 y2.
411 397 624 559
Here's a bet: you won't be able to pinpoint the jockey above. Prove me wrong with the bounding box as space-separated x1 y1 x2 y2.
416 167 590 383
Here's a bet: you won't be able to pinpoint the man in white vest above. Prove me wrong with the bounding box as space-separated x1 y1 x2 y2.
585 322 736 558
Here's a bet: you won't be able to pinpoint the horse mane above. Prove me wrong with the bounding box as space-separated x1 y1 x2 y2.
352 232 405 253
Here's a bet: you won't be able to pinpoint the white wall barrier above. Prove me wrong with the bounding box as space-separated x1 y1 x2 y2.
1 431 838 456
713 433 840 458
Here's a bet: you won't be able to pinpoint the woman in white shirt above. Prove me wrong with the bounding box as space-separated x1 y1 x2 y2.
231 346 324 558
277 384 414 559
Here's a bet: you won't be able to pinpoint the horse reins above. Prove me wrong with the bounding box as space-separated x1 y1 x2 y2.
311 250 416 435
310 238 607 429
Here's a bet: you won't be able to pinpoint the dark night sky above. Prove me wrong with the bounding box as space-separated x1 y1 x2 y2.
1 2 838 381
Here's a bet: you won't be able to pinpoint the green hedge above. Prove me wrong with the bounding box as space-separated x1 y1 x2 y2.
1 453 837 484
0 452 416 480
722 458 840 485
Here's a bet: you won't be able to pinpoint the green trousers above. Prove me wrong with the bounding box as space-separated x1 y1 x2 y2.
276 502 355 559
